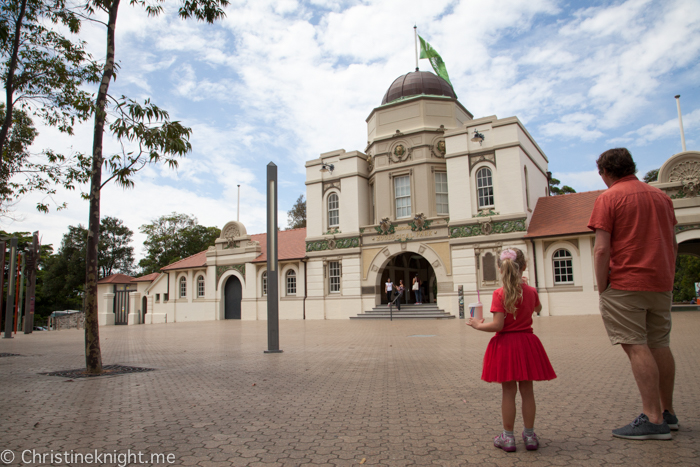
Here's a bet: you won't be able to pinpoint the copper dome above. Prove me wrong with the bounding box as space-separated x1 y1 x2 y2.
381 71 456 105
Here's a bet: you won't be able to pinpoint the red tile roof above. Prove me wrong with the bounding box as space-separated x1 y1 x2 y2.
132 272 160 282
97 273 136 284
252 228 307 263
159 228 308 270
525 190 605 238
161 250 208 271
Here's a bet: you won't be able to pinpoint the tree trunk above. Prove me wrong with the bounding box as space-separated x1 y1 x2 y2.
84 0 120 374
0 0 28 164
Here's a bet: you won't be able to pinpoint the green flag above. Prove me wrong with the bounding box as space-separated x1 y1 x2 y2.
418 35 454 89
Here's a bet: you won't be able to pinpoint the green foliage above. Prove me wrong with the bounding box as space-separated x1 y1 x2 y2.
673 254 700 302
0 0 98 213
139 213 221 275
549 176 576 195
38 217 135 313
644 169 659 183
287 194 306 229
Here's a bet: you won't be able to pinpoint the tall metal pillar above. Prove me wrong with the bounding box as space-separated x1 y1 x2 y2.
23 232 39 334
3 238 18 339
265 162 282 353
0 241 5 332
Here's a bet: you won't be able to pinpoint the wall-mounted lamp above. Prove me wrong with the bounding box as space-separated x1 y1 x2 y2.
471 130 485 145
320 163 335 174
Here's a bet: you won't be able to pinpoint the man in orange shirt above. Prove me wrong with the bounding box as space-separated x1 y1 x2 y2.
588 148 678 440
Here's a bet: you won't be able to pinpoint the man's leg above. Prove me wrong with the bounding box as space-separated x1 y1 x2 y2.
650 346 675 414
621 343 663 424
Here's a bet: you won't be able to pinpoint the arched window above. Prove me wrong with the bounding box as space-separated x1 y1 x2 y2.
262 271 267 296
197 275 205 298
476 167 494 208
328 193 339 227
179 276 187 298
553 249 574 284
286 270 296 295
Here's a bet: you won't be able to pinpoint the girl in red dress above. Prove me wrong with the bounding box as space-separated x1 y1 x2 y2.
467 248 556 452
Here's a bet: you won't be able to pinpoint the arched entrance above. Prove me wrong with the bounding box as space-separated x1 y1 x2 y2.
380 252 435 305
141 296 147 324
224 276 242 319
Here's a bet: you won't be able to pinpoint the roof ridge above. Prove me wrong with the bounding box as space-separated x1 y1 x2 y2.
160 250 207 270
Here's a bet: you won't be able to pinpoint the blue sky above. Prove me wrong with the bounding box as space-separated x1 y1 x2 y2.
6 0 700 262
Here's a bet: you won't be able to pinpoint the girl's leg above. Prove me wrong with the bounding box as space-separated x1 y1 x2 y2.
519 381 536 429
501 381 518 431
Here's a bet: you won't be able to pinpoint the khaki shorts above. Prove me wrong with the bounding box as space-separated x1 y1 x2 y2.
599 287 672 348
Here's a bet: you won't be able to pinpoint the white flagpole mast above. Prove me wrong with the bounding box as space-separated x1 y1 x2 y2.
414 25 419 71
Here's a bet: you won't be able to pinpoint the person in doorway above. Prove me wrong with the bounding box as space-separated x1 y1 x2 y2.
412 275 422 305
396 280 405 310
588 147 678 440
385 277 394 305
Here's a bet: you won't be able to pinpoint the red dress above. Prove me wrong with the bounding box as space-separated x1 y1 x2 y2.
481 285 556 383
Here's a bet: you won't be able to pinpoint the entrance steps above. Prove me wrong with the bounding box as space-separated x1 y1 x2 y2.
351 303 455 319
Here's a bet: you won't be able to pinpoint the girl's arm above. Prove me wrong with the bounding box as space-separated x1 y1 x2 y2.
534 303 542 313
467 312 505 332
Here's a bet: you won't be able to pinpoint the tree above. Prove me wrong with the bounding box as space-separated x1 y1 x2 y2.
139 213 220 275
39 217 135 313
0 0 98 213
673 254 700 302
98 216 135 277
644 169 659 183
549 176 576 195
82 0 229 374
287 194 306 229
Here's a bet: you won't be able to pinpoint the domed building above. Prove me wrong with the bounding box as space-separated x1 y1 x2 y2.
96 71 700 325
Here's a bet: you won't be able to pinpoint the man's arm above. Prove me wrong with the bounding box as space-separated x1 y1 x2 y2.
594 229 612 295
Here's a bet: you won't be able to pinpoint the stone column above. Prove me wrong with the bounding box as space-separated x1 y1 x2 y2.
99 292 115 326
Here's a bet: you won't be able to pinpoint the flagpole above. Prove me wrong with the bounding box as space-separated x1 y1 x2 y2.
414 25 419 71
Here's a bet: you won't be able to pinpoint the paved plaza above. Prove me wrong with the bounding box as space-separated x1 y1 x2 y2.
1 313 699 466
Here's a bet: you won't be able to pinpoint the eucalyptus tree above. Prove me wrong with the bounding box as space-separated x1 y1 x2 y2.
0 0 99 214
82 0 229 374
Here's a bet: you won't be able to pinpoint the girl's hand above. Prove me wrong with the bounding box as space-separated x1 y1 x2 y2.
467 318 484 329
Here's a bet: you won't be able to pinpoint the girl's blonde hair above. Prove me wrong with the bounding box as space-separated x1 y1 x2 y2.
497 248 527 317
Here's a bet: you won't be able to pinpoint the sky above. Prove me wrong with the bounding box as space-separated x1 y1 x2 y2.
5 0 700 264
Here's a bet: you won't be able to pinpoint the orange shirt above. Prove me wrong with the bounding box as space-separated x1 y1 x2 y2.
587 175 677 292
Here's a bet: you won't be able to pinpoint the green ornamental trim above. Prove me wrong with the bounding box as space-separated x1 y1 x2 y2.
449 218 527 238
375 220 396 235
676 224 700 233
324 227 341 235
306 237 360 252
473 209 499 218
216 264 246 287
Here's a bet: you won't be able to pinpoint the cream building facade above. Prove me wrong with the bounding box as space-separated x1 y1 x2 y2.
96 71 700 325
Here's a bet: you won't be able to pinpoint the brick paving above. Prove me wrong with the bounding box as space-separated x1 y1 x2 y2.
1 313 699 466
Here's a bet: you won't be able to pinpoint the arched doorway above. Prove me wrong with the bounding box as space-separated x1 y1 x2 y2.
380 252 435 305
141 296 147 324
224 275 242 319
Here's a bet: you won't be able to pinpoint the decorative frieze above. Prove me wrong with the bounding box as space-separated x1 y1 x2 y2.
322 180 341 194
410 213 432 232
306 237 361 252
375 217 396 235
449 218 527 238
676 224 700 234
469 152 496 173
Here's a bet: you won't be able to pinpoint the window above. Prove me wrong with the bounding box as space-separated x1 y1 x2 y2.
553 249 574 284
394 175 411 218
476 167 494 208
329 261 341 293
179 276 187 298
286 270 297 295
435 172 449 215
262 271 267 296
197 275 205 298
155 293 160 302
328 193 339 227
